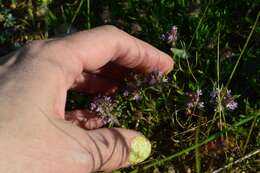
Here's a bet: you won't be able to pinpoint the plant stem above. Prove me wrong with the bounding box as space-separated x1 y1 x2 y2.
68 0 84 33
242 112 258 154
86 0 91 29
195 127 201 173
188 4 209 50
225 11 260 88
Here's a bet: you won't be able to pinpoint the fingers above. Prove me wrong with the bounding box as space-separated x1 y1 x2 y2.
65 110 108 130
63 25 174 77
85 128 151 172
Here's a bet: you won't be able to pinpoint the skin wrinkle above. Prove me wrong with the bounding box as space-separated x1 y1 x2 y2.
99 129 129 170
153 47 162 72
112 36 131 66
111 29 143 68
97 131 117 169
88 133 104 170
88 129 130 171
111 136 128 168
97 133 110 147
132 37 144 70
137 42 151 72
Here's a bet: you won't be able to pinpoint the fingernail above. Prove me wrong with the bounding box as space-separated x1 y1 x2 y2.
128 136 151 165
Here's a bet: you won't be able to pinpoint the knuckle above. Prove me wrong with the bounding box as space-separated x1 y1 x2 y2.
51 38 71 50
22 40 47 57
25 40 45 51
102 25 120 32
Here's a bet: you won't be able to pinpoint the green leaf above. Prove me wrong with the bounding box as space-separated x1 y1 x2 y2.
171 48 189 59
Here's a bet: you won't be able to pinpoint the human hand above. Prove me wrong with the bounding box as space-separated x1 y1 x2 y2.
0 25 173 172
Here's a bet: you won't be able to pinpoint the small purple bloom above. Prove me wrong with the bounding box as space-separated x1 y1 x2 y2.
226 90 232 97
210 88 238 111
187 102 194 108
148 77 157 85
160 33 167 41
95 107 103 114
196 89 203 96
123 90 129 97
158 71 164 79
104 96 112 102
133 93 142 101
210 90 218 99
101 116 112 124
160 25 178 43
198 102 205 109
171 26 178 33
90 103 97 110
226 100 238 111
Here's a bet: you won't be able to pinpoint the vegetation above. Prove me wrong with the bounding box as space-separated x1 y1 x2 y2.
1 0 259 172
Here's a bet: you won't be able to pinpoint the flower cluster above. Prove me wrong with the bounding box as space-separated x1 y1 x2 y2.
161 25 178 43
186 89 205 115
122 71 169 101
210 88 238 111
66 71 170 128
89 95 120 126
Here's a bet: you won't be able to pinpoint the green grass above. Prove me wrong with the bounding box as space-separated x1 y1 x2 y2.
1 0 260 172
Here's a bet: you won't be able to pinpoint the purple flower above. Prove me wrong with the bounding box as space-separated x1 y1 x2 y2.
123 90 129 97
196 89 203 96
104 96 112 102
90 103 97 110
101 116 112 124
210 88 238 111
160 25 178 43
198 102 205 109
148 77 157 85
226 100 238 111
186 89 204 111
88 95 118 124
132 92 142 101
210 90 218 100
187 102 194 109
146 70 168 85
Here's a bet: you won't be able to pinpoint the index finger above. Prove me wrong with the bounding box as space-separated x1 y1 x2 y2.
63 25 174 74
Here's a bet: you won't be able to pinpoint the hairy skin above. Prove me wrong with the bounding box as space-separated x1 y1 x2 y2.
0 25 173 173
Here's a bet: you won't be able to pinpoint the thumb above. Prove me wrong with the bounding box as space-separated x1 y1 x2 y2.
85 128 151 172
